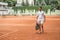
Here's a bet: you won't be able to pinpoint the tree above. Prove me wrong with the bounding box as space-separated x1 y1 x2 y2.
45 0 50 5
0 0 17 7
38 0 42 6
26 0 29 6
0 0 6 2
57 0 60 9
34 0 36 5
22 0 25 6
38 0 46 6
22 0 29 6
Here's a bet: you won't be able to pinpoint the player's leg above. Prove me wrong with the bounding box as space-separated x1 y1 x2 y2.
36 20 40 33
41 24 44 33
36 19 41 33
41 20 44 33
39 24 41 32
38 21 41 32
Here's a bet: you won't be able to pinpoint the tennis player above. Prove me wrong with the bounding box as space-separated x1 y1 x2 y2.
36 6 46 33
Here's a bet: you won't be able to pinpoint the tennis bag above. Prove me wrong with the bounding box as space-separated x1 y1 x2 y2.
35 23 40 30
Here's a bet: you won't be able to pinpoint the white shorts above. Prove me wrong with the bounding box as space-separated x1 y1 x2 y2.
37 19 44 24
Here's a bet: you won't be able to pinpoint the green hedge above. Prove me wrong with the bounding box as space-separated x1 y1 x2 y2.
12 6 38 11
42 5 51 13
12 5 51 13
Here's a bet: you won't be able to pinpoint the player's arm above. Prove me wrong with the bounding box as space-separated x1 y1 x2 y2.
43 12 46 22
36 12 39 23
44 15 46 22
37 12 39 19
37 15 38 19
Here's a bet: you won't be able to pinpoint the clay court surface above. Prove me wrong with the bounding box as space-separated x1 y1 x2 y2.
0 16 60 40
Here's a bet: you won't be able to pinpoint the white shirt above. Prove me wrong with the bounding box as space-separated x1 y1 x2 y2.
37 11 44 19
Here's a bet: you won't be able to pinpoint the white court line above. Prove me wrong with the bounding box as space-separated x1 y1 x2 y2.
46 19 60 20
0 24 33 25
0 24 34 26
0 18 60 20
0 30 18 39
1 18 29 19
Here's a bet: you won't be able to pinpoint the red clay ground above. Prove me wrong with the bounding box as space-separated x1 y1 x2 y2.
0 16 60 40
